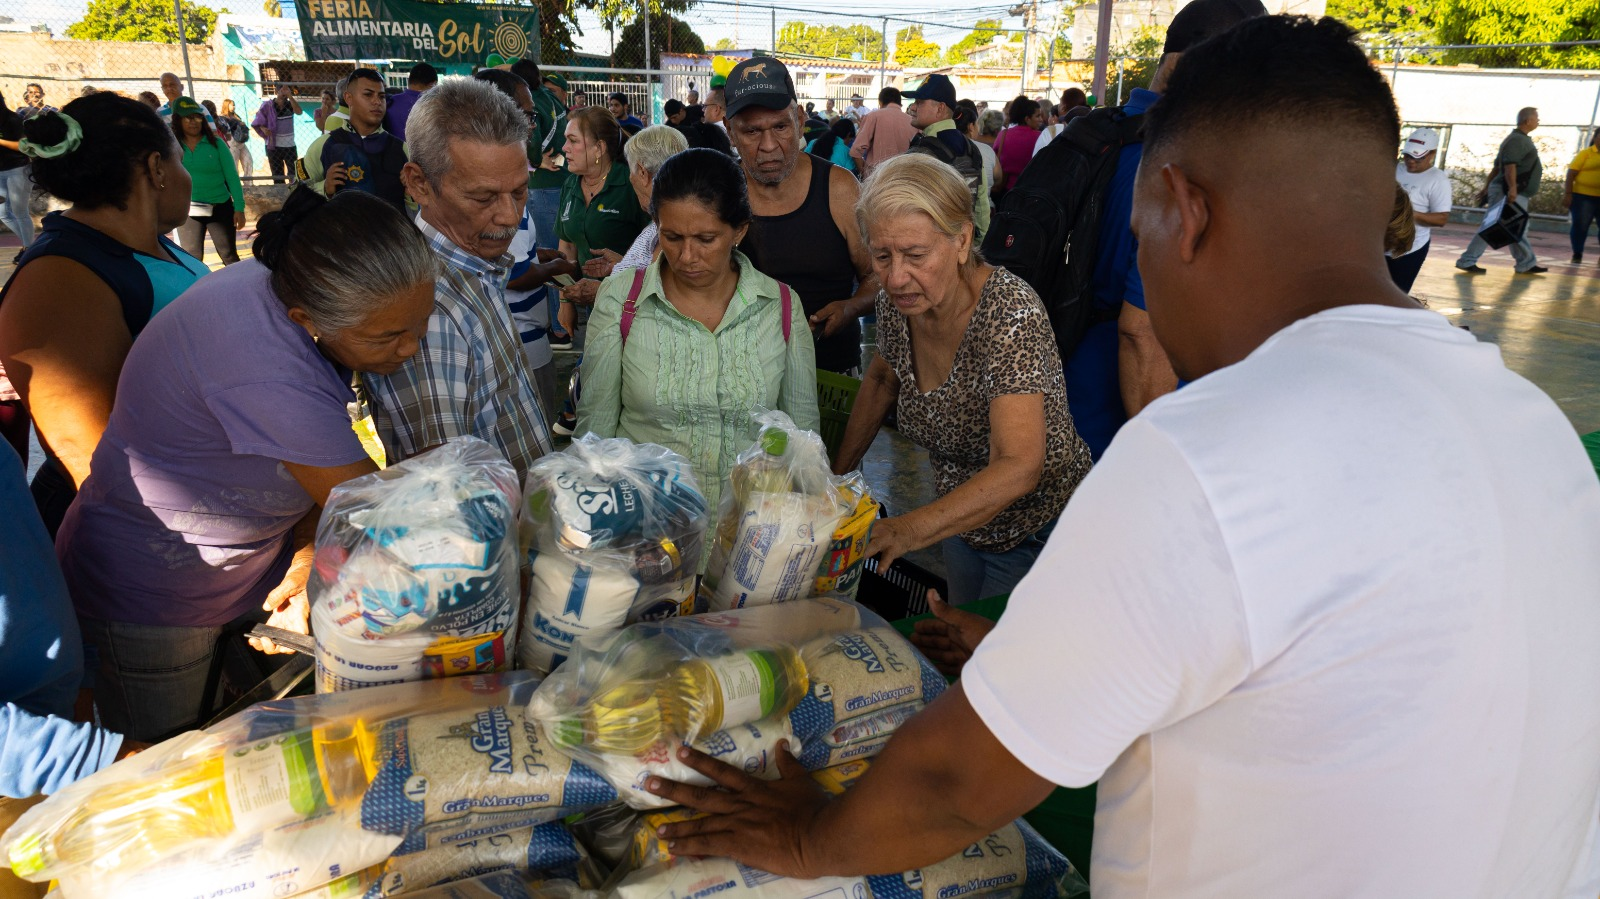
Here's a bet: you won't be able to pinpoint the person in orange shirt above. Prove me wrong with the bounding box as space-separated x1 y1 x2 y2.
1564 130 1600 264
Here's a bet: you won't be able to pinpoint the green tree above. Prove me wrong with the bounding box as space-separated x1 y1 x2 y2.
777 21 885 59
713 36 737 51
894 25 942 67
1115 26 1165 92
615 11 705 62
67 0 221 42
1432 0 1600 68
943 18 1005 65
1325 0 1439 36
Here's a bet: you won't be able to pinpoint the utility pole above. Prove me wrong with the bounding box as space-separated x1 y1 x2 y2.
642 0 652 76
880 18 889 92
174 0 195 97
771 7 776 55
1091 0 1113 102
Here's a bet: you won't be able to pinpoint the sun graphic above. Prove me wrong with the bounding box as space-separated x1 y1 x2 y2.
347 164 366 183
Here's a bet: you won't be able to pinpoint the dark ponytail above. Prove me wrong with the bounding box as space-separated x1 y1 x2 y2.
24 93 175 211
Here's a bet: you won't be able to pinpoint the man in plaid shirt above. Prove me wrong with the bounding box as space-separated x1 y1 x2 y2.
365 78 552 482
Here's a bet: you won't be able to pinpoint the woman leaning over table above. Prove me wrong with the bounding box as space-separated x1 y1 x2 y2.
577 148 819 549
0 93 208 534
833 152 1092 606
171 96 245 265
56 188 436 742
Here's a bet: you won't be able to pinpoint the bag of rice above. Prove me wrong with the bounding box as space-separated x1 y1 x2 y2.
519 436 709 674
310 437 523 692
327 821 594 898
403 875 598 899
704 412 853 611
361 701 619 837
787 627 947 770
614 857 866 899
587 716 797 810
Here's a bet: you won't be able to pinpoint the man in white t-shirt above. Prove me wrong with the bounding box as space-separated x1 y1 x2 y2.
1388 127 1454 292
642 16 1600 899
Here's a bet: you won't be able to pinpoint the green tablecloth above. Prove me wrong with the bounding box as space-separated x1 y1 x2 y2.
893 595 1097 881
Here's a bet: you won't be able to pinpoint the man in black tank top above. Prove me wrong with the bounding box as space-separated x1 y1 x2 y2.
723 57 879 375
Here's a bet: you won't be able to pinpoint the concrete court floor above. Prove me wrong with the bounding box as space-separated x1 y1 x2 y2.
5 221 1598 578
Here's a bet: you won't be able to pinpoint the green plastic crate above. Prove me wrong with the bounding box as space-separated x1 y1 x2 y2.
816 370 862 463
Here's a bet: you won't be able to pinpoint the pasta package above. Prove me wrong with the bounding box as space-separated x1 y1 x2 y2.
812 478 878 600
705 412 853 611
519 436 709 674
310 437 523 692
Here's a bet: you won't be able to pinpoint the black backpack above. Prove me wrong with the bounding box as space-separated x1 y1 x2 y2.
908 131 987 227
981 106 1144 364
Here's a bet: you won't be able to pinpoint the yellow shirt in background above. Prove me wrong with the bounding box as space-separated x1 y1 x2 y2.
1570 145 1600 196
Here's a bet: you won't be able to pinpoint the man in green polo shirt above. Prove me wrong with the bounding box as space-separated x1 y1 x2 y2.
1457 106 1547 275
513 61 574 344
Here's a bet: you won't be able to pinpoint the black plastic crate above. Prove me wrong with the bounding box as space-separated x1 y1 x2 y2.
856 556 947 622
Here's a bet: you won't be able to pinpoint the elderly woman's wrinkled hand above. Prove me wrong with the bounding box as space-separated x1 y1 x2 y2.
561 278 601 306
864 515 922 571
583 248 622 279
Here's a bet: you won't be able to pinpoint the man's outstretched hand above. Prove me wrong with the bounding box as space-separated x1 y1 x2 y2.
646 741 832 878
910 591 996 677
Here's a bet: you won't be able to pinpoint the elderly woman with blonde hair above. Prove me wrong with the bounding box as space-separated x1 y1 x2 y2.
833 153 1092 605
616 123 690 270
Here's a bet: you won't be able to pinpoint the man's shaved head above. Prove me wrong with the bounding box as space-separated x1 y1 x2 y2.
1132 16 1411 381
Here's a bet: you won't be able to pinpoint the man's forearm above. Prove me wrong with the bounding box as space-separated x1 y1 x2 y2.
1504 163 1518 197
1119 305 1178 418
801 684 1053 877
1414 211 1450 227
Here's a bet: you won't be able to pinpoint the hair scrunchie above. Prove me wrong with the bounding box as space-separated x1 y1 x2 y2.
18 112 83 159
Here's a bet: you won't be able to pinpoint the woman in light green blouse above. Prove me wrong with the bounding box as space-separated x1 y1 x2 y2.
577 148 820 534
171 95 244 265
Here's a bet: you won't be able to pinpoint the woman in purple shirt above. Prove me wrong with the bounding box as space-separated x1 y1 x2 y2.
56 188 439 742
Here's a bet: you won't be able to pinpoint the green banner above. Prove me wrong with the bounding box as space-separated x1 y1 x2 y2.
296 0 539 64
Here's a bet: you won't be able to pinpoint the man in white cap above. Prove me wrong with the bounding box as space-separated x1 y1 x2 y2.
1388 127 1453 292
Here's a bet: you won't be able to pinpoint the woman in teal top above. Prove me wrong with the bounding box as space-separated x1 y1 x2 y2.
577 148 819 538
805 117 858 176
172 96 245 266
0 93 208 534
554 106 650 338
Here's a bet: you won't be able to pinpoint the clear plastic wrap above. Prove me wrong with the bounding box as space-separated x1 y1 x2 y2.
403 875 597 899
310 437 523 692
525 599 942 809
812 474 879 601
518 435 710 674
0 674 540 899
311 820 601 898
704 412 854 611
617 759 1087 899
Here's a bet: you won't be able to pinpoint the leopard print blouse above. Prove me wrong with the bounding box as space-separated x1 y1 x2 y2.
876 266 1093 552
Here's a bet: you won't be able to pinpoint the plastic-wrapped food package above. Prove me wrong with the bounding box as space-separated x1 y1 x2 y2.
404 875 598 899
786 627 947 770
0 674 539 899
812 476 878 601
518 435 709 674
526 599 866 771
705 413 853 611
310 437 523 692
311 821 597 898
585 716 797 810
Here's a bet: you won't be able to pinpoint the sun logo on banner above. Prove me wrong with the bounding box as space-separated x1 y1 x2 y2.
494 21 529 60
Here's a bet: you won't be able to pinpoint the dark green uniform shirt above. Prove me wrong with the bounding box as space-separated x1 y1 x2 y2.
1491 129 1542 195
528 87 569 191
556 162 650 264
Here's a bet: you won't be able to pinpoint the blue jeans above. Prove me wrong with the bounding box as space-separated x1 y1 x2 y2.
79 616 225 742
0 165 34 248
941 519 1057 606
1457 183 1537 272
1570 192 1600 258
529 187 564 335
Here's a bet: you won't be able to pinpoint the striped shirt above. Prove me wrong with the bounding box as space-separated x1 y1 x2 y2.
364 218 551 483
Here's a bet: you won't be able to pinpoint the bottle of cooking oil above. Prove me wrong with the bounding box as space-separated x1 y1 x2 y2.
6 721 381 882
551 645 809 753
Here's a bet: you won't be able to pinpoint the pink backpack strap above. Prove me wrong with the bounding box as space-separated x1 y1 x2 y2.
779 282 792 344
619 268 647 346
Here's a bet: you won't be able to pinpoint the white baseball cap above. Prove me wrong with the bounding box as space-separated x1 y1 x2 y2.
1403 128 1439 158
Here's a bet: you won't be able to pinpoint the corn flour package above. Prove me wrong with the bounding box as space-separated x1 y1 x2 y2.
310 437 522 692
705 412 853 611
519 436 709 674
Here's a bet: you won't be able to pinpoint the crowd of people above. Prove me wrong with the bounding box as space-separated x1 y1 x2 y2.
2 3 1600 896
